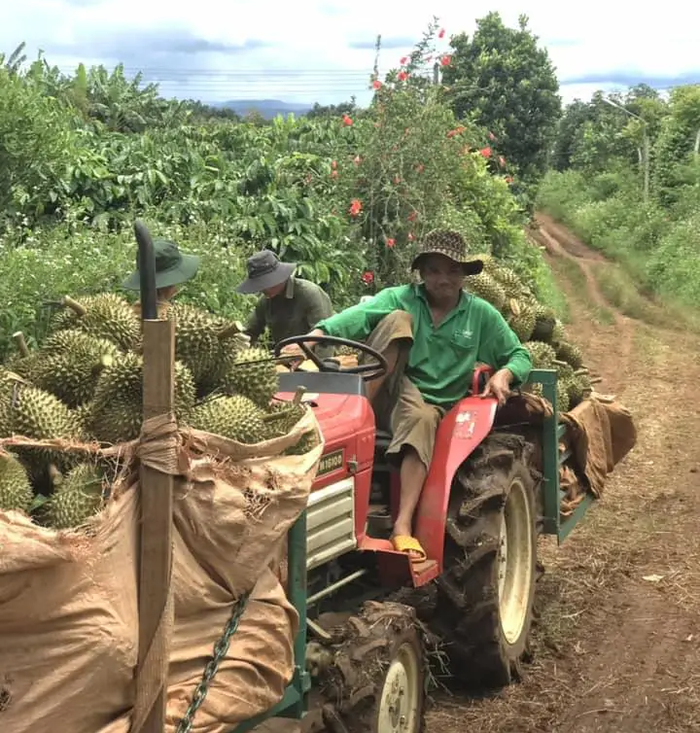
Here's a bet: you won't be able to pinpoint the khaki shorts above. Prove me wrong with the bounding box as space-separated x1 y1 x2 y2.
361 311 443 470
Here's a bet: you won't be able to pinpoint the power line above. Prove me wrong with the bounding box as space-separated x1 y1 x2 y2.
52 65 439 79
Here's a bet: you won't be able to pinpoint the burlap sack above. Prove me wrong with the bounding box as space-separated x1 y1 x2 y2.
0 406 321 733
161 411 321 730
167 563 298 732
0 485 139 733
561 397 637 496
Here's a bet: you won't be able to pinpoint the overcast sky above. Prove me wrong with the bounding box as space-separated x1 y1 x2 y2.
2 0 699 106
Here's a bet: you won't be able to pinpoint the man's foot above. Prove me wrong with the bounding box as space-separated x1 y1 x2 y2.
391 534 427 563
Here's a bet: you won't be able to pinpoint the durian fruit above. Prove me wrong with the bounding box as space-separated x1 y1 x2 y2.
31 330 118 408
88 352 196 444
50 293 141 351
464 272 507 311
524 341 557 369
196 318 250 396
74 402 94 439
0 450 33 514
265 387 320 455
530 304 557 343
556 380 571 413
492 266 523 297
170 303 227 387
567 369 595 409
188 394 270 444
475 252 497 274
504 299 536 342
44 462 106 529
3 332 43 381
6 384 83 442
550 320 566 346
0 367 28 437
218 346 280 408
2 383 85 483
555 341 584 370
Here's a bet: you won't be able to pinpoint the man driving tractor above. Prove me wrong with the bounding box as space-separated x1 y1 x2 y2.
283 229 532 562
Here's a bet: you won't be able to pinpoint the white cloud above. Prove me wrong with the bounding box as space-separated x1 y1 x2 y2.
1 0 698 105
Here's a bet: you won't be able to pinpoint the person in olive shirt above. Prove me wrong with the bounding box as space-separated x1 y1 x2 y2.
237 250 334 357
284 229 532 562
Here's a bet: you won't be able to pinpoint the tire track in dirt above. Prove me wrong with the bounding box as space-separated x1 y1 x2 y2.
529 212 634 393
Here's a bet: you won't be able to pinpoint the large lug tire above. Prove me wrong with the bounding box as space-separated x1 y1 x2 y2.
433 431 540 687
318 601 427 733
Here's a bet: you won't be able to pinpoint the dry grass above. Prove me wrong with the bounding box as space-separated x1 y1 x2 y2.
548 256 615 326
592 263 700 334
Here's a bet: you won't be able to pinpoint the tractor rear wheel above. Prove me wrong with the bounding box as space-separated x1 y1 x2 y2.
433 431 539 687
318 600 426 733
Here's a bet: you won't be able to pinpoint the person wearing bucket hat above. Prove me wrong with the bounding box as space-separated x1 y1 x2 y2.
284 229 532 562
122 237 200 316
238 249 333 357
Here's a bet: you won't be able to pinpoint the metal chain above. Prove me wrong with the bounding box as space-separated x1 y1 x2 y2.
175 591 251 733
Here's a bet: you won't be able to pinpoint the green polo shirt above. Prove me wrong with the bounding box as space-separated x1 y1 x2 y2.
315 284 532 407
245 276 334 355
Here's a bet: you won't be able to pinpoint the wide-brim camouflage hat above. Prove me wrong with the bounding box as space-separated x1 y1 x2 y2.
410 229 483 276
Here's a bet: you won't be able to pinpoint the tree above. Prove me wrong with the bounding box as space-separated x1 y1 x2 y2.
551 99 595 171
306 99 358 120
442 12 561 182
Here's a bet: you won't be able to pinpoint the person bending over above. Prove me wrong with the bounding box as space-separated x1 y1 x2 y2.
237 249 334 358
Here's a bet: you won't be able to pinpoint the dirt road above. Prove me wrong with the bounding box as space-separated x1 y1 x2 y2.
259 215 700 733
427 214 700 733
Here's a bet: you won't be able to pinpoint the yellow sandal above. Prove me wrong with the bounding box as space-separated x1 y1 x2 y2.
391 535 427 563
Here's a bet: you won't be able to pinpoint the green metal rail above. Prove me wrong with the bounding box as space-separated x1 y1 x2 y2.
532 367 595 544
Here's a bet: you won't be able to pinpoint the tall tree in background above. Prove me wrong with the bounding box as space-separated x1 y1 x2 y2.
442 12 561 182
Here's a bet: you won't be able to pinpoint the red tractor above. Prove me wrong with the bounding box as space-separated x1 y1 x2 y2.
234 334 593 733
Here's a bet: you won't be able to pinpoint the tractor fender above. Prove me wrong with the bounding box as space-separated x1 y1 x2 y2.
413 393 498 571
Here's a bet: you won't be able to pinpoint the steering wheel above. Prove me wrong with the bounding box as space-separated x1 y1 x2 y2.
273 335 388 382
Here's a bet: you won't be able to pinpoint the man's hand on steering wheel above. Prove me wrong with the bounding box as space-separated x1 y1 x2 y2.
279 328 325 366
274 333 388 382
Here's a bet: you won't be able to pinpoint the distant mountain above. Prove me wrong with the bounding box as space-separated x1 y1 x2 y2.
212 99 313 119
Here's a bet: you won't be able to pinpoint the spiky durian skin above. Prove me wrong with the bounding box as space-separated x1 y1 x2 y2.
88 352 196 444
50 293 141 351
523 341 557 370
44 462 105 529
505 300 536 342
218 346 280 408
3 351 43 382
265 400 320 456
0 451 34 514
550 319 566 346
170 302 222 386
464 273 507 311
31 331 118 408
0 383 84 481
492 266 523 296
555 341 584 370
188 394 269 444
7 385 82 441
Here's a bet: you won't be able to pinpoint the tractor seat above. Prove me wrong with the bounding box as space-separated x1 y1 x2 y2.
375 428 393 450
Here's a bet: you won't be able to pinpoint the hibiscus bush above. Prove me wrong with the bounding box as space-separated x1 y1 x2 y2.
0 22 558 358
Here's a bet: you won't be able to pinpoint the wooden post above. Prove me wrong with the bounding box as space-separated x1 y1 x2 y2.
133 220 175 733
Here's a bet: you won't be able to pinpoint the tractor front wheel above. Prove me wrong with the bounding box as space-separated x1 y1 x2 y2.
433 431 539 687
318 600 426 733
